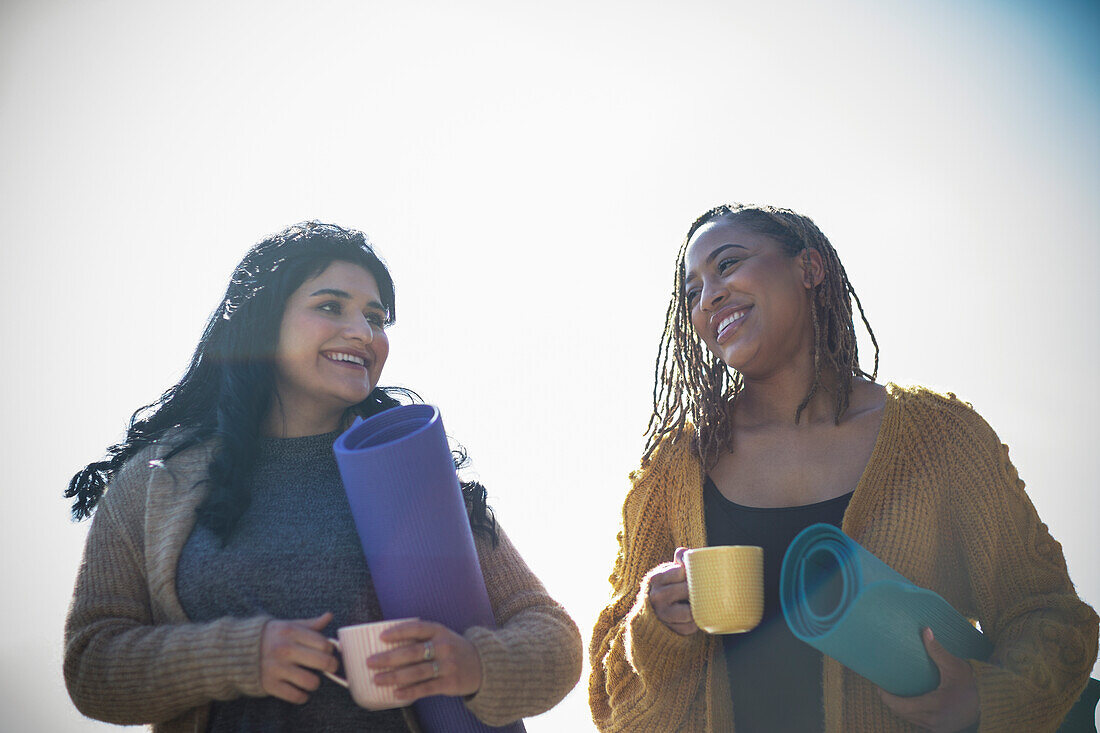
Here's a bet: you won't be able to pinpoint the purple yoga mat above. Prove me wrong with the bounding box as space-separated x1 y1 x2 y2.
333 404 525 733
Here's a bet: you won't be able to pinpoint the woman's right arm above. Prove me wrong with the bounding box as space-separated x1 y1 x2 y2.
588 461 710 732
63 454 273 724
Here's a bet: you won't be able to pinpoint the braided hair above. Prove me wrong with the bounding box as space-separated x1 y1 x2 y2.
644 203 878 468
67 221 496 544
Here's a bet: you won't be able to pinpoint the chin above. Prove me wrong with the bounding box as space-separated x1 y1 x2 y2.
326 386 372 411
343 391 372 407
716 349 755 374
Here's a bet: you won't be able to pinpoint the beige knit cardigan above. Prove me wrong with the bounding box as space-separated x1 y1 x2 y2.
589 384 1098 732
65 440 582 732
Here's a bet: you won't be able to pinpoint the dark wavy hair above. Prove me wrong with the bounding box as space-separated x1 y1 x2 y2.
645 203 878 468
67 221 496 544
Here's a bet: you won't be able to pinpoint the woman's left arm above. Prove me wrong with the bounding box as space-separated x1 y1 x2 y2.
460 523 584 726
933 401 1097 732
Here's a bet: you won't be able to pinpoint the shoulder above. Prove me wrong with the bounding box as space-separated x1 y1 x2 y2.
621 426 700 527
101 432 215 513
884 382 1005 457
887 383 991 427
630 425 698 485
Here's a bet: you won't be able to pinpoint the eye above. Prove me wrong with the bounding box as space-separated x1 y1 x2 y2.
364 311 388 328
317 301 342 315
684 288 700 307
717 256 741 273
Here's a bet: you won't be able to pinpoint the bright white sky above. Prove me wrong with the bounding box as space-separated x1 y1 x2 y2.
1 0 1097 730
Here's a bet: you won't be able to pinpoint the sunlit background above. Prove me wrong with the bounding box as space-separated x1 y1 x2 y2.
2 0 1097 729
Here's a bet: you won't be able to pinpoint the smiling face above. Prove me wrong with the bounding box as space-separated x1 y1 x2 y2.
268 260 390 436
683 217 821 379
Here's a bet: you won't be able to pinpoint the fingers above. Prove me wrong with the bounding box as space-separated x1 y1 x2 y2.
877 687 915 714
287 612 336 656
650 561 687 588
268 679 312 705
260 614 340 704
264 616 337 666
921 627 970 693
304 611 334 633
369 620 438 669
281 662 325 693
922 628 957 677
289 641 340 676
877 628 980 732
389 665 452 702
287 620 338 667
370 621 450 671
378 619 436 645
648 555 699 636
374 657 449 689
368 622 483 700
650 583 692 624
657 606 698 635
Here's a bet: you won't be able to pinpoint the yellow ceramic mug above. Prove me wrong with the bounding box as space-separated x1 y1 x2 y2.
683 545 764 634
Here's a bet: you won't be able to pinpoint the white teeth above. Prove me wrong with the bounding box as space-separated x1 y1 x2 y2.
718 310 747 331
328 352 365 366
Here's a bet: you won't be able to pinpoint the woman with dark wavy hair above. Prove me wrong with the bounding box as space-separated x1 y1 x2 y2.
64 221 581 732
589 204 1097 732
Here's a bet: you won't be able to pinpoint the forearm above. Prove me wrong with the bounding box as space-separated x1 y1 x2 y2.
464 601 583 725
589 574 709 732
972 594 1098 732
64 612 270 724
464 525 583 725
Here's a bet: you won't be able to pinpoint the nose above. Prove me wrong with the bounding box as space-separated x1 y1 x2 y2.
699 276 728 311
343 313 375 345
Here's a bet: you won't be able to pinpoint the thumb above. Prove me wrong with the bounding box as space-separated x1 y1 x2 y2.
674 547 689 566
303 611 334 631
922 627 959 676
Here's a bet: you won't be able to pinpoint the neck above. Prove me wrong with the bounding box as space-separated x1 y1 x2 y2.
261 400 345 438
735 366 846 427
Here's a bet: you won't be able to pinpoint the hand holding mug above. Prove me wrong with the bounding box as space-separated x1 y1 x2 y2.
260 611 339 704
648 547 699 636
367 619 483 701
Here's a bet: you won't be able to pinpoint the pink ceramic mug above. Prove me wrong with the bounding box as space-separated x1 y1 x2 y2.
323 617 418 710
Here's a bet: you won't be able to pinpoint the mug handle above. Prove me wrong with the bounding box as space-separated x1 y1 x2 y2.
322 638 348 688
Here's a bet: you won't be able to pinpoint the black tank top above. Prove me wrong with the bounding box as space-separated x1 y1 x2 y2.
703 476 852 733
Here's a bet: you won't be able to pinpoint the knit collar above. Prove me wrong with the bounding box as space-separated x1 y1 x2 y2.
256 429 342 463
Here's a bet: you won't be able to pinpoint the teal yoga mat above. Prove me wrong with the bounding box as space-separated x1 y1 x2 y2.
780 523 993 697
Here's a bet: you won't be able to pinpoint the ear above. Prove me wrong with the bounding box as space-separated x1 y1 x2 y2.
800 248 825 288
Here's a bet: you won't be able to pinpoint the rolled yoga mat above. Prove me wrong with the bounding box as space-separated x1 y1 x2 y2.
333 404 524 732
779 523 993 697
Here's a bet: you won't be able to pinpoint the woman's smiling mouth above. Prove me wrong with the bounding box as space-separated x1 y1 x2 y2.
714 307 751 343
323 350 368 369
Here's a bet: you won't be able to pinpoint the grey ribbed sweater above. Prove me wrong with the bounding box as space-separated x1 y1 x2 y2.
176 431 406 732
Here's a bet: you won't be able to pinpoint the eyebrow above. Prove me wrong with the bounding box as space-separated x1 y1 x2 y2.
309 288 386 311
684 243 749 284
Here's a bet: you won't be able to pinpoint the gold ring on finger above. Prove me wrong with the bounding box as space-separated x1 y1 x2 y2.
422 641 434 661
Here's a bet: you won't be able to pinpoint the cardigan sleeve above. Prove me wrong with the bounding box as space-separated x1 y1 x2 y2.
63 451 271 725
588 444 711 732
461 523 583 726
924 395 1099 732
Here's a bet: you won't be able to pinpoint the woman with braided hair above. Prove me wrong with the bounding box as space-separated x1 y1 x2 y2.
589 203 1097 732
63 222 582 732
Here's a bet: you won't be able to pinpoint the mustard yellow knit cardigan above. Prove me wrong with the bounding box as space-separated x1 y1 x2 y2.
589 384 1098 732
